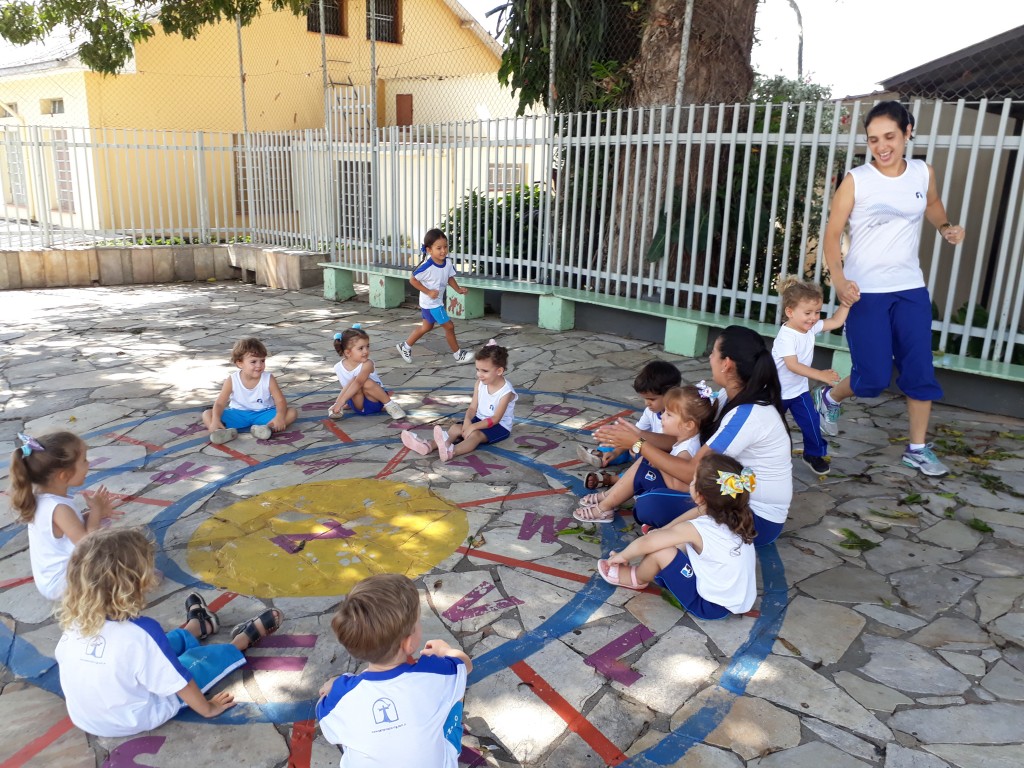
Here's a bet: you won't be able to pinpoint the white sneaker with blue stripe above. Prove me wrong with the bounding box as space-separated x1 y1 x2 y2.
901 444 949 477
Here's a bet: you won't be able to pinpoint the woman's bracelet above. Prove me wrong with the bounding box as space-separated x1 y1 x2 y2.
939 222 953 231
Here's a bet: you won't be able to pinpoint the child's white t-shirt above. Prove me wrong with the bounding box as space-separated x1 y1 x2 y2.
474 379 516 431
772 320 825 399
316 656 467 768
670 434 701 458
706 403 793 524
27 492 82 601
334 360 384 391
412 257 457 310
686 515 756 613
55 616 202 737
227 370 273 411
636 407 664 434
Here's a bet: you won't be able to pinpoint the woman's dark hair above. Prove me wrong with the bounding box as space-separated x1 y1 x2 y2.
476 340 509 368
333 327 370 357
706 326 783 441
693 452 756 545
864 101 915 137
423 228 448 251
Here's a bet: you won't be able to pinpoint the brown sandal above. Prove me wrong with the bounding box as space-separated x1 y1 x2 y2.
585 471 618 490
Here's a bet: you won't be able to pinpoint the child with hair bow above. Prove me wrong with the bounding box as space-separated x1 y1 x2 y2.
328 323 406 420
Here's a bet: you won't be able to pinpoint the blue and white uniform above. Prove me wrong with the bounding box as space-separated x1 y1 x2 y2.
317 656 467 768
222 370 277 429
635 407 663 434
335 360 386 415
412 257 457 325
27 492 82 600
475 379 516 431
55 617 245 737
772 320 829 460
632 434 700 529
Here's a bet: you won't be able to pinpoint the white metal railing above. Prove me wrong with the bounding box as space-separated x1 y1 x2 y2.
2 97 1023 369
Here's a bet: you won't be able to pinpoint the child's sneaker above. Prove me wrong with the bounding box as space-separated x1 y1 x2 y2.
453 349 473 364
396 341 413 363
251 424 273 440
327 406 343 419
802 454 831 475
401 430 432 456
210 428 237 445
813 386 842 436
901 444 949 477
384 400 406 420
433 425 454 462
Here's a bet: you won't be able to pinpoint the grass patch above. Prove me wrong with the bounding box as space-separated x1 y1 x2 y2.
968 518 994 533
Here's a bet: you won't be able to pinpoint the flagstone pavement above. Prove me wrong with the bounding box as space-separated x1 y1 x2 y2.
1 282 1023 768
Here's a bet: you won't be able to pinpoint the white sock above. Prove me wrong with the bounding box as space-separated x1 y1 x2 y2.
824 390 840 406
909 443 925 452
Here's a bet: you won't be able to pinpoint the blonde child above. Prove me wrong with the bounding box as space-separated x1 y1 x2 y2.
317 574 472 768
400 341 516 463
328 324 406 420
202 337 298 444
8 431 121 601
55 527 283 737
395 229 474 365
597 452 757 620
574 384 717 528
771 278 852 475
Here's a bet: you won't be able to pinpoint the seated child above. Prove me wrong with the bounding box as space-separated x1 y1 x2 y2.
202 337 297 444
596 452 757 620
55 527 283 737
577 360 682 490
317 574 472 768
400 341 515 463
328 324 406 420
9 431 121 600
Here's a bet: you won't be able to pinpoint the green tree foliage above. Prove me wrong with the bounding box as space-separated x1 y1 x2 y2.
0 0 308 75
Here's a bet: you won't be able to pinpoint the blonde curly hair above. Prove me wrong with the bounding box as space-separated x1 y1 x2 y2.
58 527 158 637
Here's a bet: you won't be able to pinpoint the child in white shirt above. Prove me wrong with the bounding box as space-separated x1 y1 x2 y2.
328 324 406 420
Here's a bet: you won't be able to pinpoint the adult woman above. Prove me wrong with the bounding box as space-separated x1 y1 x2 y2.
817 101 965 477
584 326 793 545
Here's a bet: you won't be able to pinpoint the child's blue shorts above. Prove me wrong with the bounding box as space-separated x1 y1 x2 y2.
653 549 731 620
221 407 276 429
347 398 384 415
455 416 510 444
421 306 451 325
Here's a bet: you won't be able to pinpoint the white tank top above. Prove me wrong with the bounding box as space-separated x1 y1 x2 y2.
333 360 383 391
843 159 929 293
475 379 516 431
27 492 83 601
228 370 273 411
685 514 756 613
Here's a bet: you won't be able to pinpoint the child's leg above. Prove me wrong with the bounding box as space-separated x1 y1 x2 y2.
406 319 435 347
361 379 391 405
635 546 679 584
451 430 487 457
789 391 828 457
633 489 695 529
447 422 464 442
651 549 731 619
201 409 216 429
440 319 460 353
582 459 641 511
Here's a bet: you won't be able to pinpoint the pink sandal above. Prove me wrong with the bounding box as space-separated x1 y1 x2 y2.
573 503 616 524
579 490 609 507
401 430 431 456
597 559 649 590
433 426 453 463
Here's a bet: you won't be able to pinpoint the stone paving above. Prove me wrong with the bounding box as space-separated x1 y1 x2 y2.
1 282 1023 768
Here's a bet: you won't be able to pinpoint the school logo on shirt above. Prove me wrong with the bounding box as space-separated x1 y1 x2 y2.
85 636 106 658
372 698 399 724
679 564 694 579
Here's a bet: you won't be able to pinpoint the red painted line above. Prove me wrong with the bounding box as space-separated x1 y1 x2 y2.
0 716 74 768
287 720 316 768
206 592 240 612
0 576 33 589
106 432 163 452
582 408 635 431
377 446 410 479
458 487 570 508
323 420 353 443
211 443 260 466
246 657 307 672
551 459 583 469
511 661 626 766
109 491 172 508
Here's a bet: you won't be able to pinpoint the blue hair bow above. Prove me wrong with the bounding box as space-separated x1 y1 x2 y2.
333 332 343 341
352 323 361 330
17 432 43 457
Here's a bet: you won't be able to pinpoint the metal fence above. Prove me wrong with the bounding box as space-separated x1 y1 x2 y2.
2 97 1023 367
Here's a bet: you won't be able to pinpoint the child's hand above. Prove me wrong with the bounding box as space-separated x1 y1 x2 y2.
607 550 629 567
84 486 123 520
428 289 440 299
820 368 841 385
421 639 452 657
318 676 340 698
456 286 469 295
202 691 236 718
268 417 285 432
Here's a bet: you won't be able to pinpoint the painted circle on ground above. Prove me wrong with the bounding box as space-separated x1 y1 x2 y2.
186 479 468 597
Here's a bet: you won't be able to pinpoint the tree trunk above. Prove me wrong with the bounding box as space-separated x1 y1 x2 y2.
629 0 758 107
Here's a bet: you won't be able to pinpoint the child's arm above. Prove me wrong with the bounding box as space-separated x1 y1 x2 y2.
318 675 340 700
267 375 290 431
781 355 841 386
462 392 513 436
820 302 851 333
177 679 235 718
421 639 473 674
81 485 123 524
601 447 627 467
409 275 438 300
459 387 481 432
53 489 122 544
208 378 233 430
331 362 376 413
608 522 698 564
447 276 468 296
594 418 675 452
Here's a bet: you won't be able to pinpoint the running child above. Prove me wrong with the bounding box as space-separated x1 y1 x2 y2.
317 574 472 768
55 527 283 737
202 337 298 444
8 431 121 601
577 359 682 491
771 277 851 475
596 452 757 620
400 340 516 463
328 324 407 420
395 229 474 365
